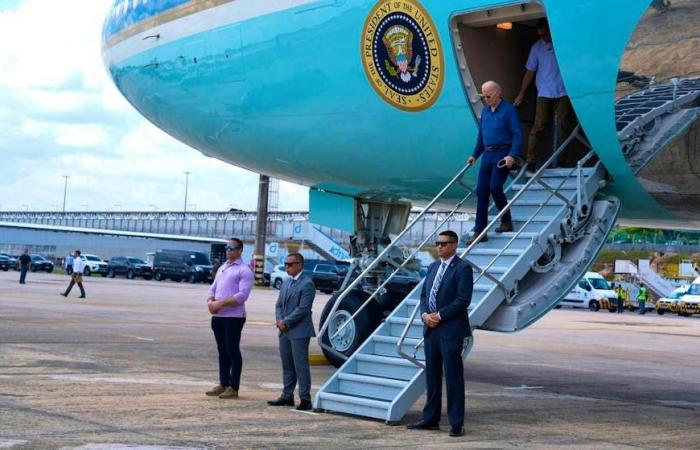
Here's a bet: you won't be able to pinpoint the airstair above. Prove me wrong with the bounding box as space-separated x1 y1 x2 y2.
294 222 350 261
314 126 620 422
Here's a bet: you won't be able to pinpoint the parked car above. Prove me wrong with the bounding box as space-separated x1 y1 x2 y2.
270 264 291 289
0 253 17 271
0 255 11 271
153 249 213 283
656 286 688 315
30 254 54 273
80 254 109 277
678 278 700 317
310 263 344 294
107 256 153 280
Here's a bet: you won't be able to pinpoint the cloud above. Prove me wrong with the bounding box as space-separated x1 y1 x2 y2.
0 0 309 212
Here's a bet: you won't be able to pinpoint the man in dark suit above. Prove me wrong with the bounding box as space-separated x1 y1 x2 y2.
268 253 317 410
407 230 473 437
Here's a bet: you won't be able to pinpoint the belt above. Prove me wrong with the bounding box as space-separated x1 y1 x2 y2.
484 144 511 151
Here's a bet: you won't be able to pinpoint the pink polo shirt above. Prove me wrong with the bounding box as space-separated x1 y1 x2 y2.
208 258 254 318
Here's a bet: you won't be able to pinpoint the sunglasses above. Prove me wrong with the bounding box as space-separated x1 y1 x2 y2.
436 241 456 247
480 94 492 99
284 261 301 267
225 245 240 251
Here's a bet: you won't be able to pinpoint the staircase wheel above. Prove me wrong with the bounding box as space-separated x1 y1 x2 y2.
532 235 561 273
319 289 382 368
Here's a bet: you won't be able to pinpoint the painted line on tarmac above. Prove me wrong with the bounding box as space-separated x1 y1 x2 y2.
504 385 544 390
120 334 155 341
48 375 211 386
259 382 322 390
247 320 274 326
291 409 319 416
0 440 27 449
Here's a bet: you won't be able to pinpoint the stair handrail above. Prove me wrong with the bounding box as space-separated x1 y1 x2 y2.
397 124 593 365
318 162 476 362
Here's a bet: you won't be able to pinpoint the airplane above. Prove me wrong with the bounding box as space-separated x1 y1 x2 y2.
102 0 700 422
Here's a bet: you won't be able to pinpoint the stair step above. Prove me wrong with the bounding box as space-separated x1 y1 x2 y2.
473 265 509 275
317 392 391 420
355 353 421 380
511 183 578 191
337 373 409 401
488 214 552 222
536 167 595 177
373 334 425 359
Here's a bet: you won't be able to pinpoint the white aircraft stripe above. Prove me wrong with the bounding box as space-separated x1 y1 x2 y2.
104 0 318 66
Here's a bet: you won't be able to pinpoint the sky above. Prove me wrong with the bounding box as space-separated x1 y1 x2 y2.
0 0 309 212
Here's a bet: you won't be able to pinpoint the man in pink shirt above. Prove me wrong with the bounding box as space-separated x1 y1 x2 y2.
205 238 254 399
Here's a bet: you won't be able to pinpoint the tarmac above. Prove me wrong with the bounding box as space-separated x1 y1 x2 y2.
1 271 699 449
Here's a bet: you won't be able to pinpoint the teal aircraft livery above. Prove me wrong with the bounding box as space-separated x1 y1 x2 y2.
102 0 700 229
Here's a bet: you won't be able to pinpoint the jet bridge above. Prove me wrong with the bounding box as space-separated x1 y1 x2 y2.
314 127 620 422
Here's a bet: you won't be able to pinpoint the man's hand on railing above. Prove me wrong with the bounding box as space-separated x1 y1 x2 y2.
467 156 476 166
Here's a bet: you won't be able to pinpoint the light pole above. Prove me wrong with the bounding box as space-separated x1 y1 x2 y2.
62 175 70 213
183 171 192 212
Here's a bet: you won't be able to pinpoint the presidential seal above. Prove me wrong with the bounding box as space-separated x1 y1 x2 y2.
361 0 444 112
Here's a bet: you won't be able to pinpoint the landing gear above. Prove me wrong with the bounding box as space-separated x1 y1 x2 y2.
320 290 381 367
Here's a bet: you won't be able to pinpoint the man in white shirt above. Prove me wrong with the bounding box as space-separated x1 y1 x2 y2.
61 250 86 298
514 18 573 171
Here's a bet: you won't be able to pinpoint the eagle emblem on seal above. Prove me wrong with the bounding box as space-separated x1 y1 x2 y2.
382 25 422 83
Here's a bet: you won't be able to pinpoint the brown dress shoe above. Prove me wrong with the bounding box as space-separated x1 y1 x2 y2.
219 387 238 399
495 222 514 233
467 233 488 245
205 385 226 396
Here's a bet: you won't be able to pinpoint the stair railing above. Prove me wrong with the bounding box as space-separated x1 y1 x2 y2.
318 162 477 362
398 124 598 365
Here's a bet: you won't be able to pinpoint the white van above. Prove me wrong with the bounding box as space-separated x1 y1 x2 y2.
561 272 619 312
678 277 700 317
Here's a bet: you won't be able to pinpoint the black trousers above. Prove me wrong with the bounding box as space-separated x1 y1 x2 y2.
211 316 246 389
422 332 465 428
64 275 85 297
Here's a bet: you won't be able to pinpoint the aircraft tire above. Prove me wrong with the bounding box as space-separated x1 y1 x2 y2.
319 290 382 368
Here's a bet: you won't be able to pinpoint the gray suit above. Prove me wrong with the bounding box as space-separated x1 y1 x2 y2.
275 272 316 401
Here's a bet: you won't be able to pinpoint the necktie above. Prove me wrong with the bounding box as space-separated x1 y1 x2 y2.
428 262 447 313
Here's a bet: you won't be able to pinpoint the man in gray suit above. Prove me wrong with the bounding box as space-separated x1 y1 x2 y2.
268 253 317 410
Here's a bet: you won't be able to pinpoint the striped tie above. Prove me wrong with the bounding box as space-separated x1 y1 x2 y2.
428 262 447 313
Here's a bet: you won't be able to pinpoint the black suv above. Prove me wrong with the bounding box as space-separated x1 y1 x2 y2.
0 255 10 271
107 256 153 280
30 255 54 273
152 249 213 283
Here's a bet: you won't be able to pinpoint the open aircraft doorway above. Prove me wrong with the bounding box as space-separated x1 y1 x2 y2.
450 2 586 165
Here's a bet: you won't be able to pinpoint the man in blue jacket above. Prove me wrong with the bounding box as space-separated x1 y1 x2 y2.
407 230 473 437
268 253 317 410
467 80 523 245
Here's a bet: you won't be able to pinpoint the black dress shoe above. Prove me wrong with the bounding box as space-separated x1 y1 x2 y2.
296 400 312 411
78 295 86 298
449 426 465 437
406 420 439 430
267 397 294 406
60 293 67 297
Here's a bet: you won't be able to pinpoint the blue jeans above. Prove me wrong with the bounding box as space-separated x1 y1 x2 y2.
19 267 28 284
475 149 512 232
638 301 646 315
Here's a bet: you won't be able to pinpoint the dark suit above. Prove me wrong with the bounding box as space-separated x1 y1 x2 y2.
275 272 316 401
419 256 473 428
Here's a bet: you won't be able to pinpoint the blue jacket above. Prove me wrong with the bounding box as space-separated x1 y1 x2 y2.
275 272 317 339
420 257 473 339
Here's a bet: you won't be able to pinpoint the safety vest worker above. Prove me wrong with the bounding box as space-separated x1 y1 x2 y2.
638 286 648 302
